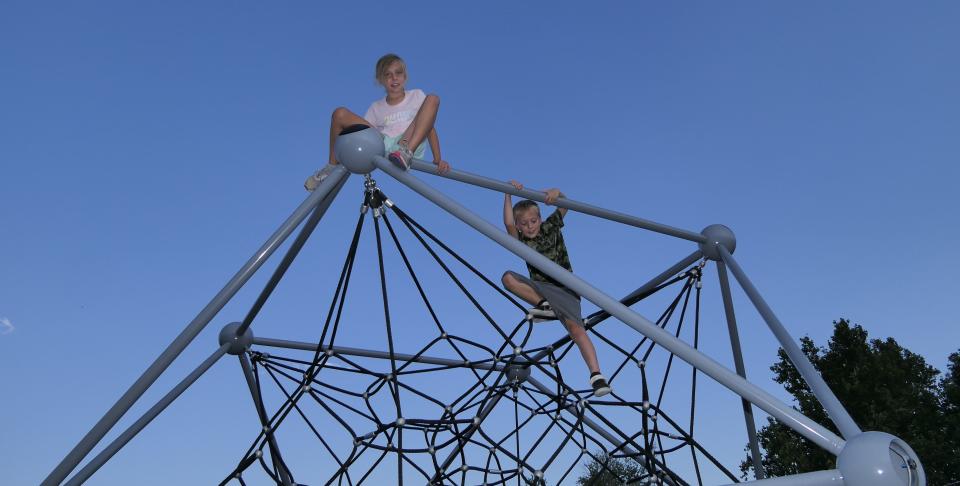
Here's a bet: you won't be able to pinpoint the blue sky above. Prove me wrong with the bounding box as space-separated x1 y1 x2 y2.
2 2 959 484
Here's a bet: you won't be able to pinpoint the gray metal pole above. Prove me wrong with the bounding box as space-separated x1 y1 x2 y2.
64 343 231 486
717 246 861 440
720 469 843 486
527 250 703 365
717 261 765 479
409 159 707 244
43 167 351 486
238 353 293 486
236 172 348 336
375 157 844 455
252 337 507 372
596 250 705 316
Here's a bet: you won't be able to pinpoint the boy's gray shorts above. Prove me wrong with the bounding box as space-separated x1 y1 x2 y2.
505 271 583 327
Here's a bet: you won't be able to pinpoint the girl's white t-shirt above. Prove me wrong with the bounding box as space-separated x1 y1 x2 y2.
363 89 426 138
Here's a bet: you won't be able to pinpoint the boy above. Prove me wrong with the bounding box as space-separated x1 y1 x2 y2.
501 180 611 397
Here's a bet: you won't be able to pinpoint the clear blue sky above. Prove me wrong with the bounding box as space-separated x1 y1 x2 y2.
2 2 958 485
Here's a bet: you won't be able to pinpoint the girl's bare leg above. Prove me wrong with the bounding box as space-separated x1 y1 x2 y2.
329 107 372 164
398 94 439 148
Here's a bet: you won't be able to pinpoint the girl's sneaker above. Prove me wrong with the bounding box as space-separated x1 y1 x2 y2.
526 301 556 322
590 372 611 397
304 164 336 191
388 143 414 170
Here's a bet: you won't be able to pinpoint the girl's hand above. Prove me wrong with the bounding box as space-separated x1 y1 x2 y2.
544 188 562 204
508 180 523 190
434 159 451 174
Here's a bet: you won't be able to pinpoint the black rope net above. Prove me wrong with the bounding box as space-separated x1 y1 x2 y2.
221 182 743 486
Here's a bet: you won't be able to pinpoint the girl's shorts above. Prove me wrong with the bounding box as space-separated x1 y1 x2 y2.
383 133 427 159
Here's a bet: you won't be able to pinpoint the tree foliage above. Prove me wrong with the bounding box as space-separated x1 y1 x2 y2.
741 319 959 484
576 452 645 485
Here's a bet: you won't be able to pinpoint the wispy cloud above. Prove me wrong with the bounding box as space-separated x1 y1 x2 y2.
0 317 14 335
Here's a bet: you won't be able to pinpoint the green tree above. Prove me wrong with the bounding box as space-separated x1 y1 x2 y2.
576 452 645 485
939 351 960 483
741 319 959 484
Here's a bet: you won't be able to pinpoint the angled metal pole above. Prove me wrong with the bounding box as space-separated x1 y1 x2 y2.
716 261 765 479
594 250 705 318
409 160 707 244
527 249 703 365
253 337 506 372
238 353 293 486
64 343 231 485
717 246 861 440
375 158 844 455
43 167 350 486
237 173 349 336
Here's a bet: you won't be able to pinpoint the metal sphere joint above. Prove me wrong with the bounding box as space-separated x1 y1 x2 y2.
333 125 384 174
699 224 736 261
218 322 254 355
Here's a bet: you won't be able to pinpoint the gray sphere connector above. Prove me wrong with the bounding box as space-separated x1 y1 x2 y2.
699 224 736 261
333 125 384 175
837 431 925 486
218 322 254 355
505 365 530 384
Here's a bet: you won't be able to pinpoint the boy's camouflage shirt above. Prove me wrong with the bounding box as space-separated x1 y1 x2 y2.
518 209 572 287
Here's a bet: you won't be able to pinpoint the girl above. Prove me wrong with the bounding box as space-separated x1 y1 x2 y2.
305 53 450 190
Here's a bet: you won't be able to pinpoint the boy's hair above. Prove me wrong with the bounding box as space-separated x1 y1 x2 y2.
375 53 406 85
512 200 540 220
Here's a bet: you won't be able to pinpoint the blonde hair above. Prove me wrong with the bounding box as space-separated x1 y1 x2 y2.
375 53 406 85
512 200 540 221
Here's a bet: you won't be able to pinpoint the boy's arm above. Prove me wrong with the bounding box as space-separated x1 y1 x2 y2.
427 128 450 173
504 181 520 239
544 188 568 218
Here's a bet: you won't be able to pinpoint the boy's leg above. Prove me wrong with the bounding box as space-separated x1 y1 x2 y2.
398 94 439 150
565 319 611 396
501 272 544 307
502 272 556 321
563 319 601 374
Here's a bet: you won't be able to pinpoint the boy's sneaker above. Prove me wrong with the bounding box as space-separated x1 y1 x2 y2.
590 372 611 397
526 301 557 323
304 164 336 191
387 143 414 170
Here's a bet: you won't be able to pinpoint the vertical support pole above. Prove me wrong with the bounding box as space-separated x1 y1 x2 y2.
524 377 680 486
42 166 350 486
717 261 765 479
63 343 231 485
431 379 507 483
717 246 861 440
238 353 294 486
375 157 844 455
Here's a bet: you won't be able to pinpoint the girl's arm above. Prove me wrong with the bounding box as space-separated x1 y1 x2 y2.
504 180 521 238
427 127 450 173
